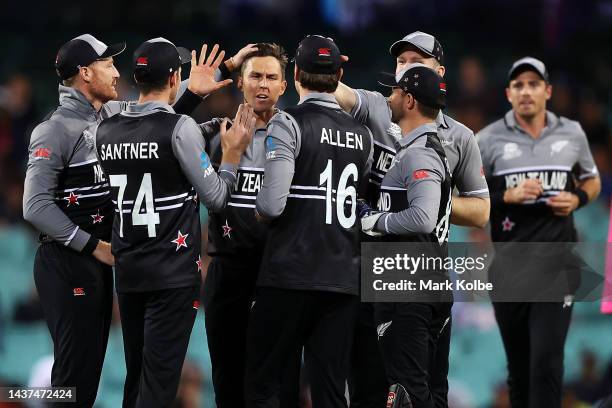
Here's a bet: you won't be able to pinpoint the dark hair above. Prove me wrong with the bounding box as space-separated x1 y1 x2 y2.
415 100 439 120
134 71 173 95
297 70 340 93
241 43 288 79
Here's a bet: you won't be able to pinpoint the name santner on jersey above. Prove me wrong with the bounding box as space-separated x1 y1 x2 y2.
98 142 160 161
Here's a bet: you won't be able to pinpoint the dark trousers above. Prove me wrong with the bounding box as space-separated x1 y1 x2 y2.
203 257 301 408
245 287 358 408
348 302 388 408
33 242 113 408
118 285 199 408
493 302 573 408
374 302 453 408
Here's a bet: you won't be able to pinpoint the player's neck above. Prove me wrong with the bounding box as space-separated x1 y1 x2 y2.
514 110 547 139
138 90 173 106
255 108 275 129
72 83 104 112
398 115 433 137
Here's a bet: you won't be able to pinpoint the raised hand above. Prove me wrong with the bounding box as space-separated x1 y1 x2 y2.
226 44 259 72
220 104 256 164
187 43 233 97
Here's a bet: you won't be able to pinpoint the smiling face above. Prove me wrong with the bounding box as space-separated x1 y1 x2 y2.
506 70 551 120
239 56 287 113
86 57 120 102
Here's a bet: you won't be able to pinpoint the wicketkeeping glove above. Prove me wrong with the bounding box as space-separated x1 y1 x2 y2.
357 199 385 237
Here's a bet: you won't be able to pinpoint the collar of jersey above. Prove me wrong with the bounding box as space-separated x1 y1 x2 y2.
123 101 175 116
435 110 449 129
298 92 339 108
504 109 559 136
58 84 97 117
395 122 438 149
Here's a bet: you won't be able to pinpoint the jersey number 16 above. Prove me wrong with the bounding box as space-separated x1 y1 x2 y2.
319 159 358 229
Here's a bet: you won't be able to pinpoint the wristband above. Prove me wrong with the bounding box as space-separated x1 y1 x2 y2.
219 61 232 79
83 236 99 254
575 188 589 208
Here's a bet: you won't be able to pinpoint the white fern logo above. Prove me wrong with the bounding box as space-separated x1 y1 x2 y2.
551 140 569 156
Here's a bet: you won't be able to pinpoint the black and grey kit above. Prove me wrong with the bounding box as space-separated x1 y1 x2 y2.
476 110 598 408
95 101 237 408
201 116 300 408
346 87 488 408
246 93 373 408
23 85 128 407
368 122 453 408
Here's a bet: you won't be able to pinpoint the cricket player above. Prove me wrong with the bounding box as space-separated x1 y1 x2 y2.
200 43 301 407
245 35 373 408
94 37 255 407
359 63 452 408
476 57 601 408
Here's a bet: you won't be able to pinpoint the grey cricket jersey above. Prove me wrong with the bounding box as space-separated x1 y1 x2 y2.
476 110 598 242
350 88 489 198
373 122 452 242
200 116 270 259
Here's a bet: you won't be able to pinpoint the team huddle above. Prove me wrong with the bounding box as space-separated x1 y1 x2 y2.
23 30 600 408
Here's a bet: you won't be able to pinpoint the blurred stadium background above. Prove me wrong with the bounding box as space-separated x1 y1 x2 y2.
1 0 612 406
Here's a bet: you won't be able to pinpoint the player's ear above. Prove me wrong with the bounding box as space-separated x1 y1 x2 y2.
337 68 344 83
80 66 92 83
545 83 552 101
279 79 288 96
294 65 299 82
437 65 446 78
505 87 512 104
237 75 243 90
405 93 415 112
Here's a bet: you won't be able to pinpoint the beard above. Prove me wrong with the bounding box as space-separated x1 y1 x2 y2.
390 105 403 123
90 78 118 103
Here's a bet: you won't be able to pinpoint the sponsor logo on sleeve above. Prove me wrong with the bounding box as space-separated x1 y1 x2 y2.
413 169 430 180
265 137 277 160
200 151 214 177
32 147 52 160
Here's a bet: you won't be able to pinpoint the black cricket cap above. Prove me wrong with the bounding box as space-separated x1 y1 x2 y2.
378 63 446 110
389 31 444 65
508 56 549 83
294 35 342 75
55 34 126 80
133 37 191 84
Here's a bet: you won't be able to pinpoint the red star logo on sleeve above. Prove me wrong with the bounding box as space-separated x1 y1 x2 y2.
196 255 203 272
501 216 515 232
222 220 233 239
66 192 80 206
171 230 189 251
91 210 104 224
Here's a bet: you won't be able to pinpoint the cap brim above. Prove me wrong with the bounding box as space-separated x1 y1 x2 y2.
100 42 126 58
177 47 192 65
377 71 399 88
508 63 547 82
389 40 434 59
